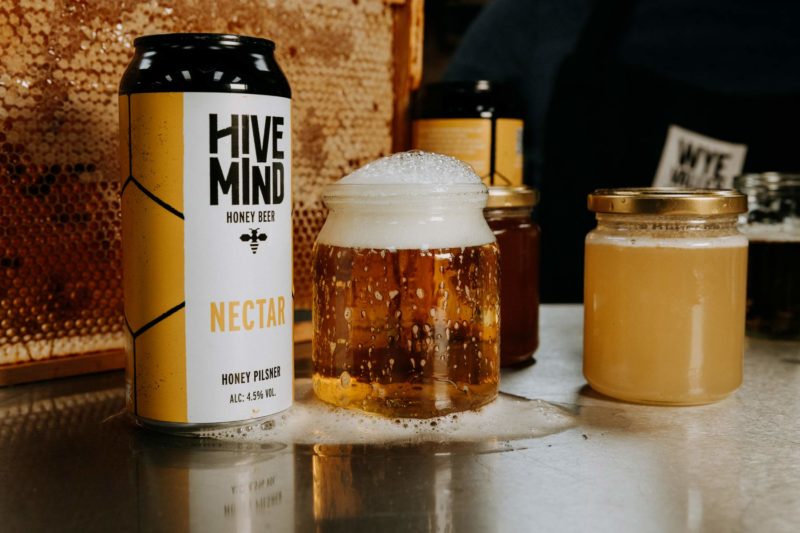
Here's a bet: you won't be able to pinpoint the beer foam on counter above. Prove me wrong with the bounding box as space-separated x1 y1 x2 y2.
204 379 575 446
586 232 749 248
339 150 482 185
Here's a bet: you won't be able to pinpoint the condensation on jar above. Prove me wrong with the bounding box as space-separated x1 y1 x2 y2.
311 151 501 418
484 186 540 366
583 188 748 405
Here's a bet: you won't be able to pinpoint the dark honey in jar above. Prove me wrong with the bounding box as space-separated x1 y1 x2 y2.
485 187 540 366
735 173 800 339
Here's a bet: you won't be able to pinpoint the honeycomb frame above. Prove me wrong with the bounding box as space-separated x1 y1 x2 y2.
0 0 423 376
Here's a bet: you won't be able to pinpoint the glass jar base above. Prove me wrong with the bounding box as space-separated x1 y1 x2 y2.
312 374 498 418
501 351 537 368
585 378 736 406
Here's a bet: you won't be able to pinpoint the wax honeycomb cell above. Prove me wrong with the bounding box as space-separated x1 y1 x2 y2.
0 0 397 365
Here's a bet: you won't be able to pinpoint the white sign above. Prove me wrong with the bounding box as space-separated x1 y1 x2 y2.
653 125 747 189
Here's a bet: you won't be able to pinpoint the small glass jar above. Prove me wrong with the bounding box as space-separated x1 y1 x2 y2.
583 188 748 405
484 187 540 366
734 173 800 339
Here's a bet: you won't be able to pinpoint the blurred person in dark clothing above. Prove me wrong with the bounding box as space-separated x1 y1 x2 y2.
445 0 800 302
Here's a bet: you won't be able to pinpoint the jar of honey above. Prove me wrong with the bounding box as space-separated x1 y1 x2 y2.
583 188 748 405
734 173 800 339
485 186 540 366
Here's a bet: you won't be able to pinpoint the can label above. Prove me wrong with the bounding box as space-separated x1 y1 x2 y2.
120 92 293 424
411 118 524 186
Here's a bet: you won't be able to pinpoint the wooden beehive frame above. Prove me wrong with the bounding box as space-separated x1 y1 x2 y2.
0 0 424 386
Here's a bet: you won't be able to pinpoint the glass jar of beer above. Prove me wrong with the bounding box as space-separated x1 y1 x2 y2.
584 188 748 405
484 187 540 366
312 151 501 418
735 173 800 339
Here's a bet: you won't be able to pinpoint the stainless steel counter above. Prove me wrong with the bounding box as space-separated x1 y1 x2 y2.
1 305 798 532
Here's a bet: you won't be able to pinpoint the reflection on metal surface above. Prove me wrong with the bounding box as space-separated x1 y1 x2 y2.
0 374 132 531
574 385 744 532
0 373 125 443
3 306 798 532
132 434 294 532
312 446 360 521
0 388 123 428
310 445 492 532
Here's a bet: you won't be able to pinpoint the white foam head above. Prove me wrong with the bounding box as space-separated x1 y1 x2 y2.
318 151 495 249
338 150 482 186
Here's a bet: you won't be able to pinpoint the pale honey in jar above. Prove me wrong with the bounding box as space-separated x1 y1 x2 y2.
583 188 748 405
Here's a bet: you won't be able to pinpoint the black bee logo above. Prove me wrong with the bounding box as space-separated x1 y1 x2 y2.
240 228 267 254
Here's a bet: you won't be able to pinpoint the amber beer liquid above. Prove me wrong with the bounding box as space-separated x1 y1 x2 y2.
311 152 501 418
313 244 500 417
583 189 748 405
119 34 293 431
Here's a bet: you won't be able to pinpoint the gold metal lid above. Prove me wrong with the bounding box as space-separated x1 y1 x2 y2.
486 186 538 208
587 188 747 215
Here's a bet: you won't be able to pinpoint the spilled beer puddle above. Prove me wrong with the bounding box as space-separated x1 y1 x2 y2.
202 379 575 446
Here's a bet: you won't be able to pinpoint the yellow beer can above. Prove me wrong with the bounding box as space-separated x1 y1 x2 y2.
119 33 293 432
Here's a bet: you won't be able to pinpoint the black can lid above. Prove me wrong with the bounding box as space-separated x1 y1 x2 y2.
134 33 275 50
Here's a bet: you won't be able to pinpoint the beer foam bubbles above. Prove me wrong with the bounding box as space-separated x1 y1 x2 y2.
319 151 495 249
203 379 575 446
338 150 482 185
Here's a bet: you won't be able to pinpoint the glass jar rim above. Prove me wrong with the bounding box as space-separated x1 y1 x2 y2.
322 182 487 206
588 187 746 215
486 186 538 208
734 172 800 190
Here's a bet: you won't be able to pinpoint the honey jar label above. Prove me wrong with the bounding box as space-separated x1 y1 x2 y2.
412 118 491 178
412 118 523 186
494 118 524 186
121 92 293 424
